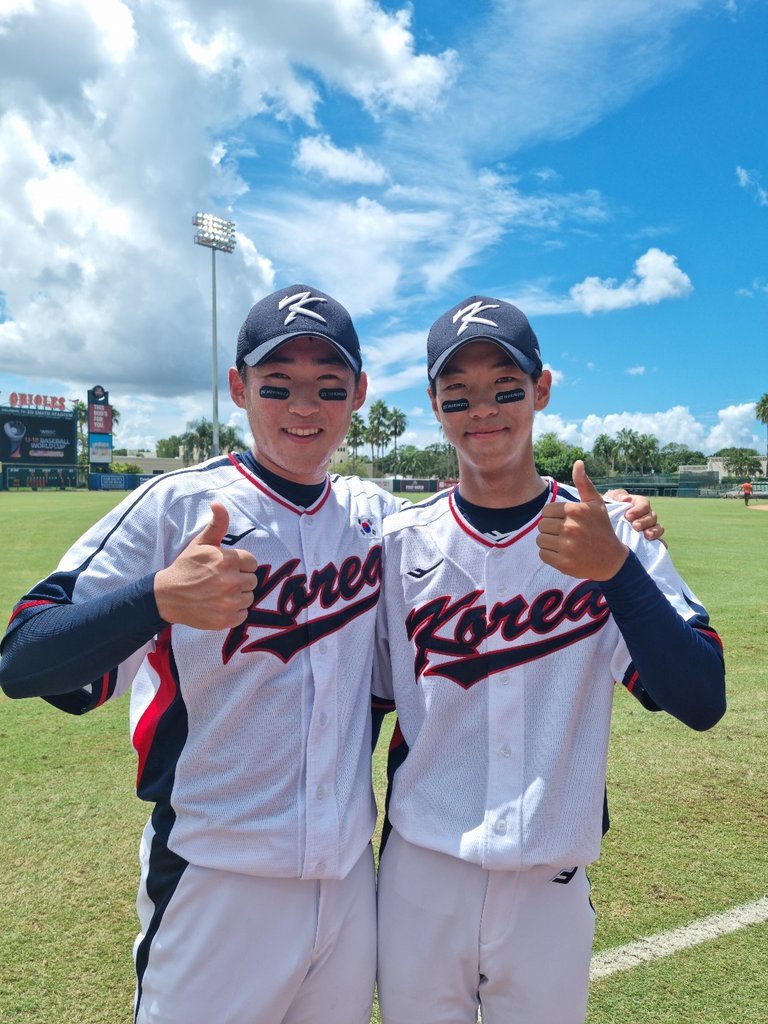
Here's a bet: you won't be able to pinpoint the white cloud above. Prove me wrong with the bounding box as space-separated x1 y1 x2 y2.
0 0 747 462
294 135 388 184
249 197 447 312
416 0 709 157
736 165 768 206
626 365 646 376
533 412 584 446
578 407 706 449
737 277 768 298
570 248 693 314
526 404 762 456
175 0 457 118
362 330 428 401
705 402 761 453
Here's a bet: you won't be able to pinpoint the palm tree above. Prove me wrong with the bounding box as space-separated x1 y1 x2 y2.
634 433 660 474
182 419 211 464
756 393 768 466
181 417 245 463
347 412 366 469
219 424 247 454
366 400 390 474
388 408 407 470
592 433 617 474
614 428 640 473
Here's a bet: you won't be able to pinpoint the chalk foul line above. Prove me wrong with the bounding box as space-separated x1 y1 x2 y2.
590 895 768 980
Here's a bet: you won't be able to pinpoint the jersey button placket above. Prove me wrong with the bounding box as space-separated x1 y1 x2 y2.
484 546 524 868
300 513 339 879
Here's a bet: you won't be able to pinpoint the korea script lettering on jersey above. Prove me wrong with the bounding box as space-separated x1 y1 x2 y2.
222 545 382 664
406 578 610 688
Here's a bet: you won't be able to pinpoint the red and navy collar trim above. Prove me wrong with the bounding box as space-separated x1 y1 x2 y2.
229 453 331 515
448 479 558 548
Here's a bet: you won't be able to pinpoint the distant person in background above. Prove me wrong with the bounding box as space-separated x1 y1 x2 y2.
740 480 752 505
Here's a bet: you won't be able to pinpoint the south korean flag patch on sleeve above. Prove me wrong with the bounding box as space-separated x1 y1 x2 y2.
357 516 380 538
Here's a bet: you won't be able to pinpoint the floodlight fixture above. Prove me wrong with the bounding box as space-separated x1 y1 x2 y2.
193 211 237 253
193 212 237 456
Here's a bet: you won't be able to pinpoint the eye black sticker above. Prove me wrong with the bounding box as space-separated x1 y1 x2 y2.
259 386 290 400
319 388 348 401
496 388 525 404
441 398 470 413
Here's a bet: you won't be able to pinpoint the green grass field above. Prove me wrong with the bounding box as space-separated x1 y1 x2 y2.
0 491 766 1023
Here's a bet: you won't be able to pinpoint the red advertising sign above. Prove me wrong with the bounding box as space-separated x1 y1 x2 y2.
88 403 113 433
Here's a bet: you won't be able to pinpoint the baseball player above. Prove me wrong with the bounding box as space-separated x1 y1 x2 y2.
0 285 408 1024
0 284 662 1024
372 296 726 1024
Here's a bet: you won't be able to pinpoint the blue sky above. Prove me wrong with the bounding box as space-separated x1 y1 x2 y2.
0 0 766 457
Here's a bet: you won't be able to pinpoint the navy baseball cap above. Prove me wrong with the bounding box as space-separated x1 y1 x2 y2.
427 296 543 381
236 284 362 374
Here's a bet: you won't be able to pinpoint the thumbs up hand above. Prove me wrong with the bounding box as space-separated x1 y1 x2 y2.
154 502 258 629
537 461 629 581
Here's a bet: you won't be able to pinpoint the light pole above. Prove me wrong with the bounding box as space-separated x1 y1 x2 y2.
193 211 236 457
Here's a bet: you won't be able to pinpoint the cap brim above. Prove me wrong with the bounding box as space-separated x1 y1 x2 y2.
242 331 360 372
429 337 537 380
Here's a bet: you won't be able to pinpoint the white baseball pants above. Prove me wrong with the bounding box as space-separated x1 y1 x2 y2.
134 838 377 1024
377 830 595 1024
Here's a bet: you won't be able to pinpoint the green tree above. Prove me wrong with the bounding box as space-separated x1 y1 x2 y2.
181 418 245 464
614 428 640 473
422 442 457 479
157 435 182 458
634 433 661 474
346 412 366 469
658 443 707 474
219 424 246 454
533 433 586 480
366 400 390 475
388 407 407 470
715 447 762 479
390 445 427 476
755 393 768 464
591 433 617 475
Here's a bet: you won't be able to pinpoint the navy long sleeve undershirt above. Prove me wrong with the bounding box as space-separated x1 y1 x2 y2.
0 453 327 703
0 575 167 699
598 549 725 731
370 548 725 744
2 525 726 738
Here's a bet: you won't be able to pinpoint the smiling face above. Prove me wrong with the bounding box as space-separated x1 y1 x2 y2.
430 338 552 504
229 335 367 485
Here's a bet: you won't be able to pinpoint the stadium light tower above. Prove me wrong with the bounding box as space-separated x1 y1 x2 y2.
193 212 236 457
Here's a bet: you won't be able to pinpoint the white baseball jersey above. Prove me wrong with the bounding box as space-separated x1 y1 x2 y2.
373 480 706 870
25 455 404 881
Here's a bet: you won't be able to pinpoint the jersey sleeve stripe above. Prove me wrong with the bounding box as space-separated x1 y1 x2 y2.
696 626 723 652
133 629 179 791
7 599 56 626
622 667 639 694
94 669 115 708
